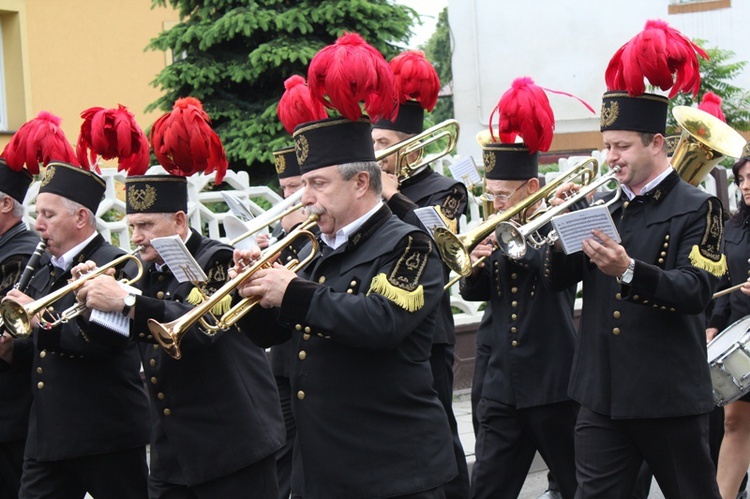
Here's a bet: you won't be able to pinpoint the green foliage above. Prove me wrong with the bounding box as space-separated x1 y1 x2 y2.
148 0 418 186
665 40 750 133
422 7 452 123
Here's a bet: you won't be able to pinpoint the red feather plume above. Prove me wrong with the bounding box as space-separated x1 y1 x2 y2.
698 92 726 123
605 19 708 98
149 97 228 185
307 32 396 122
0 111 78 174
76 104 150 176
390 50 440 111
277 75 328 134
489 77 555 154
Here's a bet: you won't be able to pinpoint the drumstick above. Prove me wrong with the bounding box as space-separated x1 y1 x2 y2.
713 282 748 299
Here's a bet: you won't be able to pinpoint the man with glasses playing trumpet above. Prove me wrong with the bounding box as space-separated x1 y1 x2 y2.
2 162 151 499
459 78 578 499
372 50 470 498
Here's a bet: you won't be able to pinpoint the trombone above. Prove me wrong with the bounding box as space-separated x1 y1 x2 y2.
149 215 319 360
435 158 601 282
375 119 460 182
229 188 305 246
0 247 144 338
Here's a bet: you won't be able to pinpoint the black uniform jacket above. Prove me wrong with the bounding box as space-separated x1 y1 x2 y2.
388 166 469 346
709 218 750 330
243 205 457 499
543 171 724 419
0 224 40 442
21 234 150 460
96 229 284 486
460 242 576 409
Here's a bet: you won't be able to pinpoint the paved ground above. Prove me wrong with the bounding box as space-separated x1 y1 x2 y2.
453 391 667 499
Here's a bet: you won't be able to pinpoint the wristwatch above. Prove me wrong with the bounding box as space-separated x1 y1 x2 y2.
619 258 636 285
121 293 136 316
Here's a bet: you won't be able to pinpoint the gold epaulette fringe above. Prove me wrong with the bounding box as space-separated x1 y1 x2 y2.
210 295 232 315
368 273 424 312
186 287 205 306
689 245 727 278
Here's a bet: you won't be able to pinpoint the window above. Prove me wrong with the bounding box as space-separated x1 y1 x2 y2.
669 0 731 14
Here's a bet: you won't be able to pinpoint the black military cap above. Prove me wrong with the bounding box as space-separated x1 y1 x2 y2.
0 159 33 203
274 146 301 179
125 175 187 214
480 140 538 181
292 117 376 174
38 162 105 213
600 91 668 135
372 101 424 135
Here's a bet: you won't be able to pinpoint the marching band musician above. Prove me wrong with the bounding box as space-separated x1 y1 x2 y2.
707 142 750 499
75 98 285 498
460 78 578 499
371 50 470 498
233 33 457 498
544 20 726 498
3 162 151 499
0 159 40 499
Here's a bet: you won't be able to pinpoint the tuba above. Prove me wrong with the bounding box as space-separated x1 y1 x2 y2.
149 215 319 360
435 158 600 279
375 119 460 182
671 106 747 186
0 247 143 338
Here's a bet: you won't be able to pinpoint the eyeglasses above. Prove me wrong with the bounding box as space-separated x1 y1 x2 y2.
480 180 529 202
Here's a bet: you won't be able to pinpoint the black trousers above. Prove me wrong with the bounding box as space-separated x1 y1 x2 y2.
19 446 148 499
471 398 579 499
274 376 295 499
0 440 25 499
574 406 720 499
430 342 470 499
148 454 278 499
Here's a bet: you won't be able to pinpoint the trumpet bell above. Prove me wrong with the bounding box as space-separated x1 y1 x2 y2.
671 106 747 186
0 297 33 338
150 319 184 360
494 221 526 261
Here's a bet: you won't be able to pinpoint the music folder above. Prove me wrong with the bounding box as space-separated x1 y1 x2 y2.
551 205 621 255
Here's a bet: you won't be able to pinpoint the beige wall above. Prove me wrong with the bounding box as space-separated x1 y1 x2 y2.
1 0 177 156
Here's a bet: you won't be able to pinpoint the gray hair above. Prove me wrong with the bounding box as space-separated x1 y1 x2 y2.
0 191 25 218
60 197 97 229
336 161 382 195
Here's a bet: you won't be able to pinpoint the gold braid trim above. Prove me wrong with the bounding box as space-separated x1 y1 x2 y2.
689 245 727 277
186 287 231 315
368 273 424 312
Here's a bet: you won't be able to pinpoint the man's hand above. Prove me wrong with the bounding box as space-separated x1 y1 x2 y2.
76 274 128 313
706 328 720 344
581 229 631 278
381 171 399 201
237 264 296 309
740 279 750 297
0 333 14 364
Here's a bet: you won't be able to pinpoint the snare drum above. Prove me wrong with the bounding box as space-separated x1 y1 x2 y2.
708 315 750 406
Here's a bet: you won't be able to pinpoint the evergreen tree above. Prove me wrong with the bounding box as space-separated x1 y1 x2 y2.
148 0 417 185
422 7 452 124
666 40 750 133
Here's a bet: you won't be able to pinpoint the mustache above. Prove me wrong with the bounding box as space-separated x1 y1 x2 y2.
304 205 326 217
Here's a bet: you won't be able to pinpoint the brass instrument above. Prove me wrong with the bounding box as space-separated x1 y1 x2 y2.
0 247 144 338
149 215 319 360
0 241 47 334
671 106 747 187
375 119 460 182
435 158 601 278
495 163 621 260
228 188 305 246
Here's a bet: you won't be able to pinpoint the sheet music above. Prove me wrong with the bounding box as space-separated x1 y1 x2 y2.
448 156 482 188
551 205 621 255
221 192 255 222
414 206 448 239
150 235 208 283
89 284 142 337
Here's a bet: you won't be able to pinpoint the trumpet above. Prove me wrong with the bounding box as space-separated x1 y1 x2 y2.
375 119 459 182
228 188 305 246
0 247 144 338
496 163 621 260
435 158 601 279
149 215 319 360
